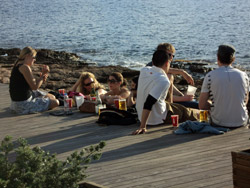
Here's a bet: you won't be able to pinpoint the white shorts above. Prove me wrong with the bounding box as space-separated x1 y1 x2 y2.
10 90 50 114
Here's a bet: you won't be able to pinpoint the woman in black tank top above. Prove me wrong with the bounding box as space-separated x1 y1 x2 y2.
9 47 59 114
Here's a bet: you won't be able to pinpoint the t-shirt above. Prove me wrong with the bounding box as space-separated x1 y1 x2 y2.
136 66 170 125
201 66 249 127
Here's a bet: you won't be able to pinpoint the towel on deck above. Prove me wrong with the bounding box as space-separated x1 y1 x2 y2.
174 120 229 135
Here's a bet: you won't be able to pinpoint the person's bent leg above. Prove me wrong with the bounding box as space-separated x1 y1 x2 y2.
46 93 56 100
166 74 174 103
49 99 59 109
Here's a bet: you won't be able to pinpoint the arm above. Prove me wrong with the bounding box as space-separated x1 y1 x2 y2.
127 91 136 107
132 109 151 135
173 85 184 96
198 92 211 110
132 95 157 135
168 68 194 85
173 94 194 102
70 77 81 92
19 65 45 90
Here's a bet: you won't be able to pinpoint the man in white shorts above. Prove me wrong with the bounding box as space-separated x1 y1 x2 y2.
199 45 249 128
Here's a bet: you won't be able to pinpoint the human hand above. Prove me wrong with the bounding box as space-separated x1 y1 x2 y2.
42 74 48 82
183 94 194 101
182 71 194 85
42 65 50 75
132 128 147 135
40 73 48 82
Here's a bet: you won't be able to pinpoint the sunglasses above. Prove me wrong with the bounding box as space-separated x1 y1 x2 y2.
84 81 94 86
168 53 175 58
107 79 118 84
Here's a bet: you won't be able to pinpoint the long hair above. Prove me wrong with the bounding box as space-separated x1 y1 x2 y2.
77 72 105 95
14 46 37 66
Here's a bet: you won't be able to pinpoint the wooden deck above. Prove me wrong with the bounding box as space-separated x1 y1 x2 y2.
0 83 249 188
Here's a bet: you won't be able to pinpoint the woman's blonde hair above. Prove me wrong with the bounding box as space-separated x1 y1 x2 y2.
78 72 105 95
14 46 37 66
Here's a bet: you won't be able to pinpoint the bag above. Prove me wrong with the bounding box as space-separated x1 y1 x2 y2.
67 91 84 98
79 101 96 113
97 108 138 125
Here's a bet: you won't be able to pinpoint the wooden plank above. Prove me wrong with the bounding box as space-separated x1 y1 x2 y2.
1 83 250 188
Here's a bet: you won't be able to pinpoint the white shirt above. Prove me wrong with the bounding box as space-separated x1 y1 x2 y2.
136 66 170 125
201 66 249 127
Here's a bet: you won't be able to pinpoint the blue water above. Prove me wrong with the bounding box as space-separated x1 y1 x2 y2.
1 0 250 69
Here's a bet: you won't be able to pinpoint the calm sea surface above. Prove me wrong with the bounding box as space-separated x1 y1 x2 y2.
1 0 250 69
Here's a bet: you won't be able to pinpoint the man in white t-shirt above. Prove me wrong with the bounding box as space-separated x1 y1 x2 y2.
199 45 249 128
133 50 171 135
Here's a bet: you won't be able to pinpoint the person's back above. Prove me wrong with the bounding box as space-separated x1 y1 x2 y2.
136 66 170 125
203 66 248 127
199 44 249 128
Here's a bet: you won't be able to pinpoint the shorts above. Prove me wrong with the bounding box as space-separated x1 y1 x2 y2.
10 90 51 115
164 102 199 124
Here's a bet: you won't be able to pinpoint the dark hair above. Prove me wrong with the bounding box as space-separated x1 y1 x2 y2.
132 76 139 90
152 50 169 67
217 45 236 65
110 72 128 88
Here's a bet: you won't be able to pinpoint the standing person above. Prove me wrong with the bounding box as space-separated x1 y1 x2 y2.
70 72 106 100
9 46 59 114
199 45 249 128
102 72 130 105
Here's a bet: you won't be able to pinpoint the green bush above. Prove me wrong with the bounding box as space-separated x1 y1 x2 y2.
0 135 106 188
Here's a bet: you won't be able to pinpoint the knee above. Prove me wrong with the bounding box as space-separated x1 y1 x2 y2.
49 99 59 109
47 93 56 99
167 74 174 83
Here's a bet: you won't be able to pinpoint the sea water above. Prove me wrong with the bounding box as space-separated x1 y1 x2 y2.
1 0 250 70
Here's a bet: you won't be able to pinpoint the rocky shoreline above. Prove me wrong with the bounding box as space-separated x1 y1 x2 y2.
0 48 213 97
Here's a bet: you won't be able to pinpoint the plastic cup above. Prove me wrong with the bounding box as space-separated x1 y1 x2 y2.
119 99 127 111
66 98 72 108
114 99 120 109
199 110 208 122
171 115 179 127
187 85 197 95
58 89 65 95
98 104 106 115
75 96 84 108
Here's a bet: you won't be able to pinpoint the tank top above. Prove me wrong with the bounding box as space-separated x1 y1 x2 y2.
9 64 32 101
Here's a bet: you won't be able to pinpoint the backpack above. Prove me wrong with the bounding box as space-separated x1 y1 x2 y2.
97 108 138 125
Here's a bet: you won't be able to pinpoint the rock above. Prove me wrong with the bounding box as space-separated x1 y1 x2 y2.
0 48 213 94
0 48 140 91
2 77 10 84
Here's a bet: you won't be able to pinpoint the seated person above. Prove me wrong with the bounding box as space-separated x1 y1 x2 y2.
147 43 198 108
127 75 139 107
133 50 197 135
70 72 106 100
101 72 130 106
199 45 249 128
172 86 199 109
9 46 59 114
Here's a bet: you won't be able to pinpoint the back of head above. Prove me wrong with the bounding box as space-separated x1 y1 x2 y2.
157 43 176 53
132 75 139 90
217 44 236 65
152 50 169 67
